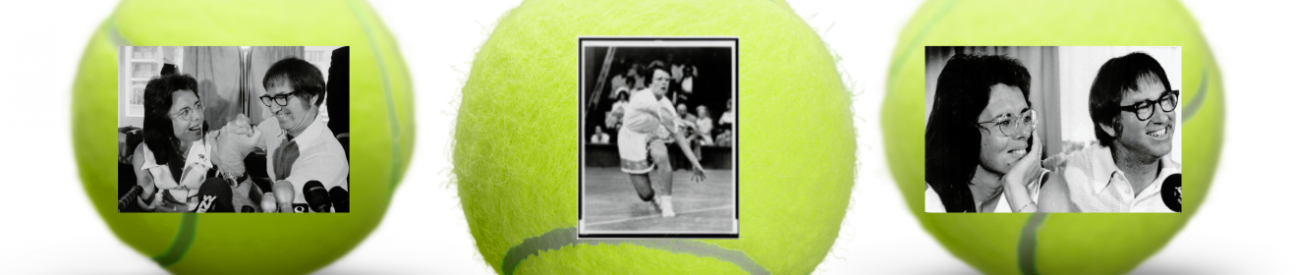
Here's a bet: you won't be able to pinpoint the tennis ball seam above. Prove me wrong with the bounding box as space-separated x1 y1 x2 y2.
102 16 205 267
502 227 770 275
342 0 408 196
152 213 199 267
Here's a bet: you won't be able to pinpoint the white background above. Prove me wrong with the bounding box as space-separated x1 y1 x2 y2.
0 0 1292 274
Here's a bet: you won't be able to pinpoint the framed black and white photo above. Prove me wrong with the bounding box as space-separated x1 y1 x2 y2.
578 38 739 238
116 46 351 214
923 46 1182 213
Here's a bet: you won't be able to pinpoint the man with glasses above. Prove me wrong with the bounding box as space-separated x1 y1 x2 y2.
1038 52 1181 212
241 58 349 212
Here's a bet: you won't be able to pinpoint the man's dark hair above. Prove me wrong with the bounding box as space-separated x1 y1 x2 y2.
263 57 326 107
1088 52 1171 147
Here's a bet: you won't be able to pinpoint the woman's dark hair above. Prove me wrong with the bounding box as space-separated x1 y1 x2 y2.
263 57 327 107
1088 52 1171 147
142 74 200 180
925 54 1032 212
644 62 670 86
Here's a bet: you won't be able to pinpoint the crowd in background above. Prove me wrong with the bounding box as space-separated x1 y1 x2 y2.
592 60 734 150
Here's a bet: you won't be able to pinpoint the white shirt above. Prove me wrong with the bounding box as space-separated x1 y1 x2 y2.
140 138 213 201
258 114 350 204
1054 145 1181 212
590 133 610 144
622 88 667 134
718 111 735 127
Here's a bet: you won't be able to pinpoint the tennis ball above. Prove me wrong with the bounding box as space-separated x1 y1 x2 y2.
454 0 855 274
882 0 1223 274
71 1 414 274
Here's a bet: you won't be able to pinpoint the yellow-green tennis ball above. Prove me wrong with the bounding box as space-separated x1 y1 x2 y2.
71 1 414 274
454 0 855 274
882 0 1223 274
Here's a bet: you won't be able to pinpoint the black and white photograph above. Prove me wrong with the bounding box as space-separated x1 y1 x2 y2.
924 46 1183 213
117 46 351 213
579 38 739 238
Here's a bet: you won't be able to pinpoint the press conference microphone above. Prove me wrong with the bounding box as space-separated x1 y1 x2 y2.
119 185 143 211
273 181 295 213
1161 174 1182 212
303 181 332 213
195 179 234 213
329 186 349 213
261 193 278 213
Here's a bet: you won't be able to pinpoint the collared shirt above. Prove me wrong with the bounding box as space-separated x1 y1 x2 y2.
1054 145 1181 212
622 88 666 134
621 88 680 137
257 114 349 204
140 138 213 201
654 96 680 140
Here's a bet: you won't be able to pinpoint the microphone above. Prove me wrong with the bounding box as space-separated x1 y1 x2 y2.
303 181 332 213
329 186 349 213
119 185 143 212
261 193 278 213
272 181 295 213
1160 174 1182 212
195 178 234 213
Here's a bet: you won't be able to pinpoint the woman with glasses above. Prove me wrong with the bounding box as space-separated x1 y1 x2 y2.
925 54 1048 213
126 74 212 211
130 73 266 213
1037 52 1181 212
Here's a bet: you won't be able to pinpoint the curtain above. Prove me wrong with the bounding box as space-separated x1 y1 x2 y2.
182 46 243 132
248 46 305 123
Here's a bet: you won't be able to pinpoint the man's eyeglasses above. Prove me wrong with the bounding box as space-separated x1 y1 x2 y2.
1118 90 1179 121
260 91 301 107
169 102 204 120
977 109 1035 137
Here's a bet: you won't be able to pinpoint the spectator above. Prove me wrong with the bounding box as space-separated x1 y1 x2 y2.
591 126 611 144
605 88 630 131
716 98 735 147
676 103 697 124
718 98 735 130
695 105 715 145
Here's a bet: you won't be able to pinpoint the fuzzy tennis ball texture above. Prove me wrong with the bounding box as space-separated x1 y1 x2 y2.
454 0 855 274
71 0 414 274
882 0 1223 274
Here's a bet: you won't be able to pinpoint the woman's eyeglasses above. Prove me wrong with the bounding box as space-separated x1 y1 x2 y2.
977 109 1035 136
1119 90 1179 121
169 102 204 120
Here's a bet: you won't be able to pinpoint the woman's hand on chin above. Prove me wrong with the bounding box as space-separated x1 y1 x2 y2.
1001 129 1043 212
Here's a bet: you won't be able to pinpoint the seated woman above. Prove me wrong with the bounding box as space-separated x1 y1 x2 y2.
131 74 263 212
924 54 1049 213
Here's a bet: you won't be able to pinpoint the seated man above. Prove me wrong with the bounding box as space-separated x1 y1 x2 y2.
1038 52 1181 213
252 57 350 212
